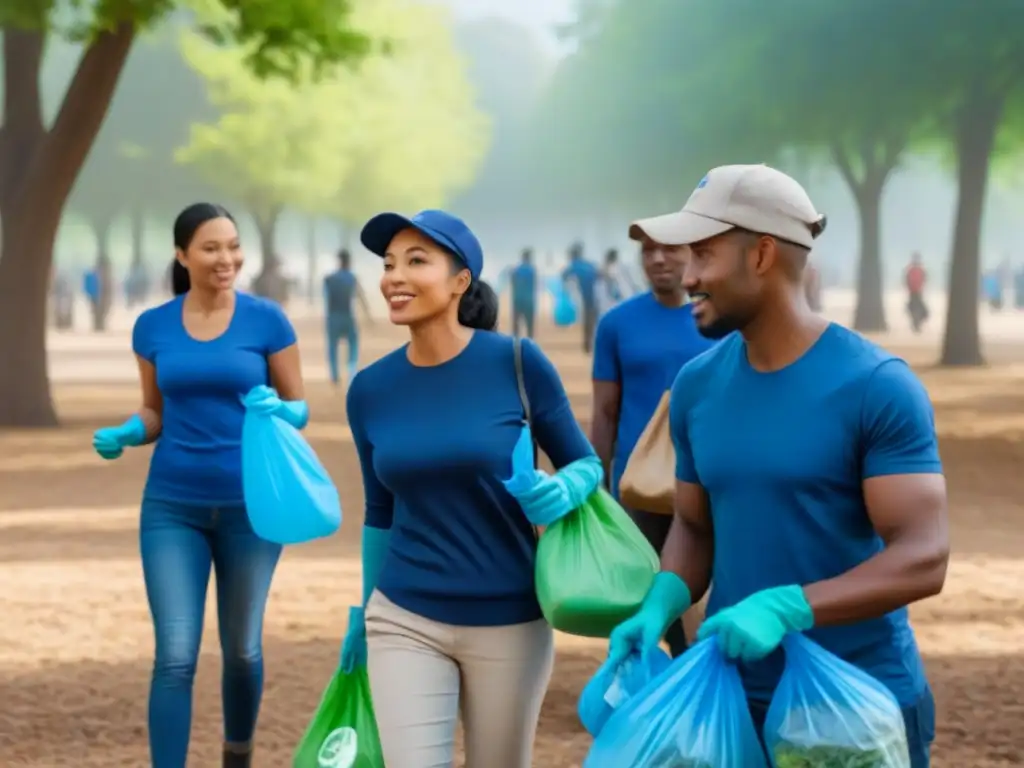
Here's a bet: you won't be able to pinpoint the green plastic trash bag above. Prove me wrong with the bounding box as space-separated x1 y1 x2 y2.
293 666 384 768
535 488 659 637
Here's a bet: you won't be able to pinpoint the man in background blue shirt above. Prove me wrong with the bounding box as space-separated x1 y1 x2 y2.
609 164 946 766
591 238 714 656
323 248 372 387
509 247 538 338
562 242 600 353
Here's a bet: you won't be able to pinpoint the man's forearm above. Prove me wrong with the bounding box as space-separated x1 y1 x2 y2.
660 514 713 605
803 535 948 627
589 416 615 488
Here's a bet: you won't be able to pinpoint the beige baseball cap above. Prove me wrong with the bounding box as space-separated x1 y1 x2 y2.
629 164 827 249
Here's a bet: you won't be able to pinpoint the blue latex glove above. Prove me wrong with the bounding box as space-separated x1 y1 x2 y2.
340 525 391 673
607 572 692 667
242 384 310 430
504 454 603 527
92 414 147 460
697 585 814 663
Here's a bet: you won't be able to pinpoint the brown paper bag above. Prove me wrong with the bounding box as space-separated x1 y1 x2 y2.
618 391 675 516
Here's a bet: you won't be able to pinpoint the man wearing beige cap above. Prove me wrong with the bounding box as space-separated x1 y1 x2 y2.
609 165 946 765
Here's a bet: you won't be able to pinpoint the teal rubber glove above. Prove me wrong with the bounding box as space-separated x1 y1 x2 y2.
607 571 692 666
242 384 310 430
697 585 814 663
339 606 367 673
92 414 147 460
340 525 391 673
504 454 603 526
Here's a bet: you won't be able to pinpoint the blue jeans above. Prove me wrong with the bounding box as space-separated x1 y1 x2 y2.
140 498 282 767
748 688 936 767
326 315 359 384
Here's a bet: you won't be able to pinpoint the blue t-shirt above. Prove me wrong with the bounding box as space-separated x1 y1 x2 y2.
593 292 715 497
669 323 941 706
347 331 594 627
563 260 600 306
133 292 298 505
324 269 357 317
510 263 537 308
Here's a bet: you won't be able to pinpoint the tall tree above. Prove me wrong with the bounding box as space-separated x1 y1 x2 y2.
68 24 213 273
325 0 489 234
0 1 368 426
175 30 354 274
535 0 933 331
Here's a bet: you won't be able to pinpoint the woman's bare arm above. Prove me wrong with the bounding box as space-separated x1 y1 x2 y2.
136 356 163 443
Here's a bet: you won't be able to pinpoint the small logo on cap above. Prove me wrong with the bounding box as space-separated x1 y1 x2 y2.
696 175 709 190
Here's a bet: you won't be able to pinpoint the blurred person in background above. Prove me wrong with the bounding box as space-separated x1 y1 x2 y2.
905 252 929 333
90 203 307 768
340 209 601 768
507 247 539 338
324 247 373 388
562 241 600 353
591 234 715 657
1014 263 1024 309
84 254 113 331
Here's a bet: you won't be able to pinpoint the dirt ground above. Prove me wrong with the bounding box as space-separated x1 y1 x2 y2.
1 310 1023 766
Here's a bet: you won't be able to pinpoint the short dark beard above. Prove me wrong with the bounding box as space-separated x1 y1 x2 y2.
696 316 740 339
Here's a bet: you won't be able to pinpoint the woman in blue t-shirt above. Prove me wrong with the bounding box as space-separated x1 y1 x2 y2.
338 209 603 768
90 203 308 768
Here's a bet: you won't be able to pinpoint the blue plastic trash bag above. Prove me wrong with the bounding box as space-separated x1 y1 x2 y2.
765 634 911 768
578 647 671 737
241 387 341 544
585 637 767 768
546 277 577 326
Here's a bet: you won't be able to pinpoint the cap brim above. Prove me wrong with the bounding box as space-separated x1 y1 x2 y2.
628 211 734 246
359 212 471 274
359 212 416 257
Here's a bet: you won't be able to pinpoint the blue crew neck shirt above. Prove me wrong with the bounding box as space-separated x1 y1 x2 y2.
132 291 298 505
347 331 595 627
669 323 941 706
563 260 600 306
592 291 716 497
324 269 357 318
510 263 538 309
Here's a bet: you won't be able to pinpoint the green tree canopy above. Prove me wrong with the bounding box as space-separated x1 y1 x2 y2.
0 0 370 426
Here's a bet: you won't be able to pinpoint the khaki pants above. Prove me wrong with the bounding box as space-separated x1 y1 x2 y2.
365 591 554 768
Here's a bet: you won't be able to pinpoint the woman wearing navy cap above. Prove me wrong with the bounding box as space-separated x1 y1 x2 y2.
339 209 604 767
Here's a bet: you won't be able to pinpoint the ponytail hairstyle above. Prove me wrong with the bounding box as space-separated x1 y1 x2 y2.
457 279 499 331
170 202 235 296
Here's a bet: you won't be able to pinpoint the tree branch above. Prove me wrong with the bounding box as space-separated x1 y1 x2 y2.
830 142 859 194
21 22 137 218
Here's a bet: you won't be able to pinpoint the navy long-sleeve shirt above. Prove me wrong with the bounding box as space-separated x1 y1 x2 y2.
347 331 594 626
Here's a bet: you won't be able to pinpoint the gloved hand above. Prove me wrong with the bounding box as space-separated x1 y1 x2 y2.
242 384 310 430
607 571 692 666
697 585 814 663
339 606 367 673
92 414 147 460
505 455 603 526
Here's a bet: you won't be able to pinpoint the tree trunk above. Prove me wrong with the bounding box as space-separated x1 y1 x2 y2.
91 215 114 331
831 140 902 334
940 87 1004 367
0 25 135 427
255 207 281 274
851 183 887 332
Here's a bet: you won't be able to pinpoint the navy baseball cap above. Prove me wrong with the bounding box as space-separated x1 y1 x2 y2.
360 209 484 280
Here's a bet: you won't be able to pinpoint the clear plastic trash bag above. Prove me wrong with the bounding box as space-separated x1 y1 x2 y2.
765 633 911 768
